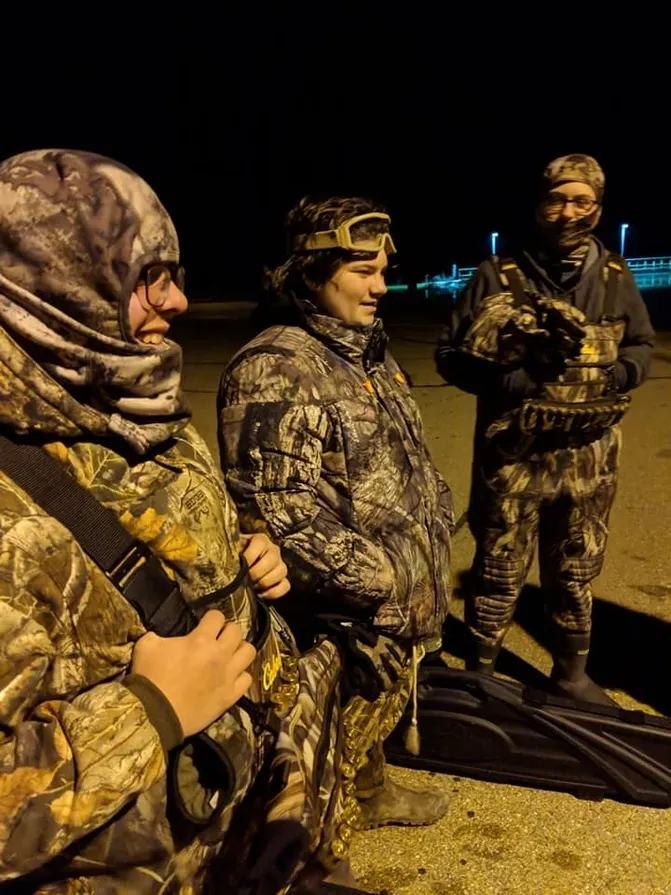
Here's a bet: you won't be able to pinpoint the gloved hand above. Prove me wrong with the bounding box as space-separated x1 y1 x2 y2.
533 297 588 369
498 306 548 366
612 361 630 393
464 293 541 364
590 361 630 398
313 614 408 703
500 367 539 398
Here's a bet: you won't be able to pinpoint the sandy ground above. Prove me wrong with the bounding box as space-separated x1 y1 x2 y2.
174 303 671 895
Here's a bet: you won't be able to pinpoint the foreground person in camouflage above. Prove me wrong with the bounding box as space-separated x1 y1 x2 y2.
218 196 454 847
0 150 349 894
436 155 654 704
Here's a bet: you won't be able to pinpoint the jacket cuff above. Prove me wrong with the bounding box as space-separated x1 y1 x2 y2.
124 674 184 754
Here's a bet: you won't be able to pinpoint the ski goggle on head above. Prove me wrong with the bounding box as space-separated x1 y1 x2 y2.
291 213 397 255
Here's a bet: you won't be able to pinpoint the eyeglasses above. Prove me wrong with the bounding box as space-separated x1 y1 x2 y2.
542 195 599 217
292 212 397 255
139 263 186 309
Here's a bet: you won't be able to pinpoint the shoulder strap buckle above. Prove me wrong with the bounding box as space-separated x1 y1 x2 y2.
108 542 150 589
496 257 528 308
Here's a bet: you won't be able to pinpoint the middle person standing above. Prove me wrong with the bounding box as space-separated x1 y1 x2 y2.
217 195 454 831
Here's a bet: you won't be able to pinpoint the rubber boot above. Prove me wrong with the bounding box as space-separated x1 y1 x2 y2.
550 651 618 707
356 742 449 829
465 640 501 676
422 631 444 666
293 859 375 894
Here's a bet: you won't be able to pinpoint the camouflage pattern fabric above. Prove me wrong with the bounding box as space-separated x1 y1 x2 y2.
218 311 454 642
495 271 629 437
207 635 347 892
0 150 343 892
516 317 632 436
461 292 588 370
540 319 625 403
0 409 277 892
461 266 626 439
0 149 188 454
438 230 653 661
460 292 542 366
542 154 605 202
533 297 589 365
467 426 621 650
467 293 627 645
452 260 629 655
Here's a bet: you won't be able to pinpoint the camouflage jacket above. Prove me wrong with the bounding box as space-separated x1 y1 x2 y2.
437 238 655 403
0 323 342 893
217 311 454 641
436 239 655 447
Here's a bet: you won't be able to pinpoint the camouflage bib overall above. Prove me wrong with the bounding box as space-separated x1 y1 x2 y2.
466 255 626 663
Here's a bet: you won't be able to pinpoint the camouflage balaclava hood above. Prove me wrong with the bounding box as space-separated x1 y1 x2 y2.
543 154 605 203
0 149 190 453
536 153 605 259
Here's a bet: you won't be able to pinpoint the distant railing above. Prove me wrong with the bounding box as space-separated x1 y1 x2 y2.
387 256 671 297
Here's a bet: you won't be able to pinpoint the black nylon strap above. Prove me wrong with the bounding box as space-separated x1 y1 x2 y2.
497 258 530 308
0 434 251 639
0 434 135 573
604 253 624 319
0 432 275 842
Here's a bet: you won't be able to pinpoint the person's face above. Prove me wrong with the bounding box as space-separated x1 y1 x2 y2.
312 249 388 326
128 264 188 345
536 181 602 249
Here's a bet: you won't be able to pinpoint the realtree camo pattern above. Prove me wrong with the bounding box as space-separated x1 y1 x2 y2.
208 635 346 892
448 258 628 650
218 312 454 641
543 154 605 202
461 291 588 370
0 341 344 892
461 286 628 436
459 292 542 365
0 149 342 892
467 425 621 648
0 149 188 454
0 405 242 889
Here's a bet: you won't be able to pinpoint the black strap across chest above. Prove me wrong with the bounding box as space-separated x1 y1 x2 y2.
0 433 249 638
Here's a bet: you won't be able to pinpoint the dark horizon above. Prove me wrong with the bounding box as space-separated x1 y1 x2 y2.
2 14 667 299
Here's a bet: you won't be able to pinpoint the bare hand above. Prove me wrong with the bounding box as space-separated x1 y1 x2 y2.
131 610 255 738
241 532 291 600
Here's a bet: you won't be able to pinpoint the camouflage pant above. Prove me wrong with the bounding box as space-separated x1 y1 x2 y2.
344 666 414 800
467 426 621 653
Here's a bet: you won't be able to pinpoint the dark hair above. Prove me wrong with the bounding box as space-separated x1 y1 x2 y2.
266 195 390 302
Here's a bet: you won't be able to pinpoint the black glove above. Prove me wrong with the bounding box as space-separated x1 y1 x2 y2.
497 306 545 366
500 367 539 398
612 361 630 393
532 297 587 374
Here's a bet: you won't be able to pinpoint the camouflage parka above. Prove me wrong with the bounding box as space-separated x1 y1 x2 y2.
217 308 454 642
0 150 342 894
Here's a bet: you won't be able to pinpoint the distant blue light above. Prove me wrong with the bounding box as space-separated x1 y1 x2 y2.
620 223 630 256
491 231 499 255
387 255 671 298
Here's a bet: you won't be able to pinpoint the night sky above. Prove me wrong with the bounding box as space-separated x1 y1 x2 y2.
2 12 667 299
